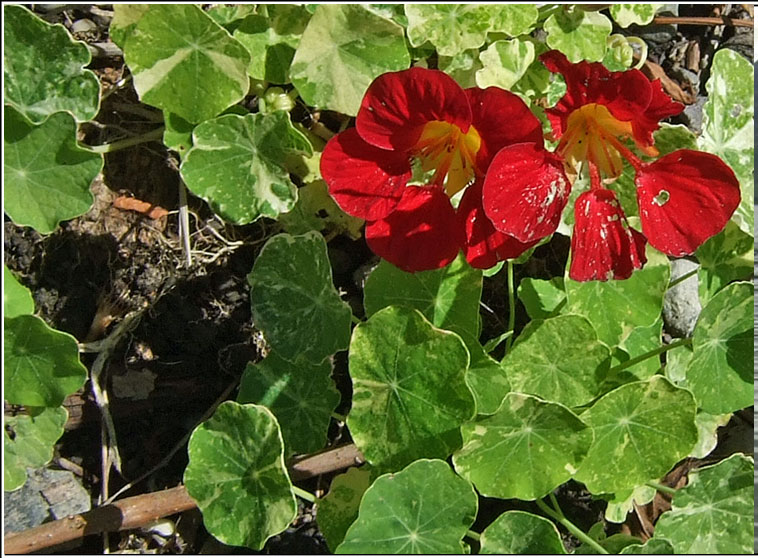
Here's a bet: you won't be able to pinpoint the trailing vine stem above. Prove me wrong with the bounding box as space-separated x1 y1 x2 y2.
607 337 692 375
291 485 316 503
504 260 516 354
646 480 677 496
666 266 699 290
536 493 609 554
465 529 481 542
80 126 165 154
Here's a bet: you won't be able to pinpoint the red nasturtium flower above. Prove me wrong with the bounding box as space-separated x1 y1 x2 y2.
320 67 544 272
482 50 741 281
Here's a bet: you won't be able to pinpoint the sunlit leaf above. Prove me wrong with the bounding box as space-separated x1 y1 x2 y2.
609 4 663 27
696 221 753 304
544 7 612 63
4 265 34 318
316 467 373 551
480 510 566 554
517 276 565 320
476 39 535 90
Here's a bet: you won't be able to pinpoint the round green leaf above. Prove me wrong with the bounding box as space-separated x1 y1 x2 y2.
4 265 34 318
123 4 251 124
696 221 753 304
683 281 752 414
162 111 194 159
289 5 409 116
233 6 311 84
480 510 566 554
405 5 492 57
438 49 483 89
700 48 754 233
610 318 664 384
109 4 149 49
501 315 611 408
489 5 540 37
4 4 100 124
604 484 656 524
4 106 101 234
565 246 670 348
517 276 566 320
348 306 475 470
316 467 373 551
620 538 675 554
464 342 510 416
4 314 88 407
574 376 697 494
181 112 311 224
476 39 535 90
363 254 483 343
336 459 478 554
609 4 662 27
654 454 753 554
237 351 340 456
4 406 68 491
184 402 297 550
248 232 352 363
544 8 612 63
453 393 592 500
691 411 731 459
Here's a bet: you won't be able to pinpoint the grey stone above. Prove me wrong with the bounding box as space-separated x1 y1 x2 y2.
662 258 702 338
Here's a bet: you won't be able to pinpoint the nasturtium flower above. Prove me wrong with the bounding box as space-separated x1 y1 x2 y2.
482 50 741 281
320 67 543 272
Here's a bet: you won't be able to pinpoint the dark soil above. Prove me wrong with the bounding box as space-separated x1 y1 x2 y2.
3 3 753 554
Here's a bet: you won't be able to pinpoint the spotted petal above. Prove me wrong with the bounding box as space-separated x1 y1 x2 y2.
635 149 740 256
356 67 472 152
320 128 411 221
458 181 538 269
365 186 462 272
570 189 647 282
482 142 570 243
464 87 543 169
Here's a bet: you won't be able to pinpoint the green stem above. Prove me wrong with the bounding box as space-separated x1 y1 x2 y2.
646 481 677 496
351 314 362 325
292 485 316 503
465 529 481 542
667 267 699 290
482 330 513 354
81 127 165 154
607 337 692 375
537 494 608 555
331 412 347 422
504 260 516 354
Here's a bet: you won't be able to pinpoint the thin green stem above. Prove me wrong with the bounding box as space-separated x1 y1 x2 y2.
504 260 516 354
537 495 608 555
331 412 347 422
351 314 362 325
607 337 692 375
81 127 165 154
646 481 677 496
667 267 699 290
465 529 481 542
292 485 316 503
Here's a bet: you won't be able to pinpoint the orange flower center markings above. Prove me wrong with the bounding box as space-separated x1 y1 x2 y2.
558 103 655 179
412 120 482 197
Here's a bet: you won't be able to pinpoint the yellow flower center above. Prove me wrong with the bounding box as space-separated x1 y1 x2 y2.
558 103 655 178
412 120 481 197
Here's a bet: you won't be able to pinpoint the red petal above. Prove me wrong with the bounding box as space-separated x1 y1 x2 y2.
320 128 411 221
630 79 684 148
365 186 461 272
458 181 539 269
569 189 647 282
356 67 472 152
464 87 544 169
482 142 571 243
635 150 740 256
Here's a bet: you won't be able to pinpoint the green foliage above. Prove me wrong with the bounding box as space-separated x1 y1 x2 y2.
316 467 373 551
604 484 656 523
609 4 663 28
123 4 251 123
574 376 697 494
180 112 311 224
476 39 535 90
290 4 409 116
336 459 478 553
653 454 754 554
454 393 591 500
248 232 352 363
464 343 511 416
683 282 752 414
479 510 566 554
501 315 611 408
238 351 339 456
4 106 102 234
348 306 475 471
699 44 754 233
4 265 34 318
184 402 297 550
696 218 753 304
544 7 612 63
517 276 565 320
4 4 99 123
4 406 68 491
620 538 676 554
279 179 364 240
4 314 88 407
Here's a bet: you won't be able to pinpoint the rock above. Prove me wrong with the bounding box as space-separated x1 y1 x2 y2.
662 258 701 338
680 95 707 134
